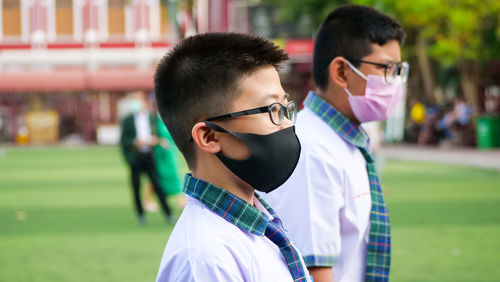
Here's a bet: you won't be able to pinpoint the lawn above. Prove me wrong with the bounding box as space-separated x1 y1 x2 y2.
0 146 499 281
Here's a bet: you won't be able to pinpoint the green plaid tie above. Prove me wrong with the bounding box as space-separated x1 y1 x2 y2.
358 147 391 281
265 215 309 282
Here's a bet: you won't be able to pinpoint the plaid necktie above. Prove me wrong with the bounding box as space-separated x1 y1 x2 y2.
265 217 309 282
358 147 391 281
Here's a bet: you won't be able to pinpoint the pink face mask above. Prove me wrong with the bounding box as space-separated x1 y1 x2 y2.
344 61 403 123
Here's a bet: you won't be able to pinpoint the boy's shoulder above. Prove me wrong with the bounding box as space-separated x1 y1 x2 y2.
164 198 256 259
157 198 260 281
296 108 355 159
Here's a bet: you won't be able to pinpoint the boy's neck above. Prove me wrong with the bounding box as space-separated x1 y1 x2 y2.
316 87 361 126
192 168 255 205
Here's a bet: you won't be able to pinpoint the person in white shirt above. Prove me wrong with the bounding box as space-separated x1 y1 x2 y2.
261 4 409 282
119 90 173 224
154 33 311 281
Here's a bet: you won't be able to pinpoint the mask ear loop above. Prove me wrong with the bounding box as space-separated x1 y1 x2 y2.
203 121 229 133
345 60 368 80
344 60 368 97
188 121 229 142
203 121 253 161
204 120 242 147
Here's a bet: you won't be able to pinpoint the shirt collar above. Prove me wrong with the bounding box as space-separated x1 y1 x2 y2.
183 173 275 236
303 91 370 149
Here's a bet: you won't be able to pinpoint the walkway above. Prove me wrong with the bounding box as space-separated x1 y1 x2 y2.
380 144 500 171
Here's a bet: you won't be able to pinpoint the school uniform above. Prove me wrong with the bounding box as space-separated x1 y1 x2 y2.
261 92 391 282
156 174 311 282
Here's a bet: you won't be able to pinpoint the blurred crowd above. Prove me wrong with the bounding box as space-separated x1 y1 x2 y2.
405 97 475 147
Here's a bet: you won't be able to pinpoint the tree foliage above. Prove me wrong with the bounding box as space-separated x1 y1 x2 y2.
263 0 349 33
355 0 500 66
262 0 500 108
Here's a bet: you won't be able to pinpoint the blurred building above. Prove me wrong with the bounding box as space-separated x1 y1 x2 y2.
0 0 313 144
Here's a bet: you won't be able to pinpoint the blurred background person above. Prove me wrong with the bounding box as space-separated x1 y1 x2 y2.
436 96 474 146
404 98 426 143
143 102 187 212
154 115 186 209
119 90 173 224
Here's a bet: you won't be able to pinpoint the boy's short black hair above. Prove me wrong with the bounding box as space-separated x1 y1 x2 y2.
313 4 405 90
154 32 288 168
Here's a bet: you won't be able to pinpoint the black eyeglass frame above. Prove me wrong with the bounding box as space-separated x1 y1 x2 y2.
205 101 297 126
348 59 409 84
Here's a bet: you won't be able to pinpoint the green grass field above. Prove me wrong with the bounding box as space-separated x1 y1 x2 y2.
0 146 499 281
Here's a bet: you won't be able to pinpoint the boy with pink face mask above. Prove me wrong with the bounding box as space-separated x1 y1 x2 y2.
260 4 408 282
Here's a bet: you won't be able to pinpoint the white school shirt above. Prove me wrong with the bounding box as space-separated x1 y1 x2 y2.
156 196 305 282
260 107 371 282
134 111 152 152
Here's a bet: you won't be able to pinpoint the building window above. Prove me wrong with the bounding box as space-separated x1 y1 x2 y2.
55 0 73 36
73 0 108 43
21 0 56 43
125 0 160 43
2 0 22 39
108 0 125 36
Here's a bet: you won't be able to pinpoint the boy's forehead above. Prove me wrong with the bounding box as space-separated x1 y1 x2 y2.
364 40 401 62
230 66 286 110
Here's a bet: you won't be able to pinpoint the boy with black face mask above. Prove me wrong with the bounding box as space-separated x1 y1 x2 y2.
261 4 407 282
154 33 311 281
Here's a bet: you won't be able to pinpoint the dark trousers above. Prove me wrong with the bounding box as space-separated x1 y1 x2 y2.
129 152 171 218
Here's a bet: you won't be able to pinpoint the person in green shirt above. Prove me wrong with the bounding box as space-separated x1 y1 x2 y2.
154 115 186 209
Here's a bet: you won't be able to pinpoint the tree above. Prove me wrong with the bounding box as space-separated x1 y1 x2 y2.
263 0 349 35
162 0 197 41
263 0 500 109
356 0 500 109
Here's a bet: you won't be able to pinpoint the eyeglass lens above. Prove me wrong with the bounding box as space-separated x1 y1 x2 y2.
385 62 409 84
269 102 297 125
286 102 297 124
269 103 283 125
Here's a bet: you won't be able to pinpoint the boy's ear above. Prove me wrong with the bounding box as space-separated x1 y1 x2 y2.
328 56 349 89
191 122 221 154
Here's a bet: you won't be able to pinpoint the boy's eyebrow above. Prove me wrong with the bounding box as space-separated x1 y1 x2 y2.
379 55 402 64
253 93 289 108
264 93 289 102
382 60 402 64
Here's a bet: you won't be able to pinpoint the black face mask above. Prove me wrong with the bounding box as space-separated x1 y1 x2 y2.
205 121 301 193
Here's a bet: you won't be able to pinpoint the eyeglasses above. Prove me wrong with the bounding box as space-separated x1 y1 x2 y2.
348 59 410 84
205 101 297 126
